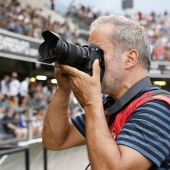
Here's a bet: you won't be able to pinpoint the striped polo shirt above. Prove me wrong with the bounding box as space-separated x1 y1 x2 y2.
71 85 170 169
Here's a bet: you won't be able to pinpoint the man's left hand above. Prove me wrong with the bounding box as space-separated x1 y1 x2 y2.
59 59 102 107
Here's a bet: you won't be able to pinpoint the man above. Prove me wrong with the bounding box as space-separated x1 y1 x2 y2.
1 75 10 97
9 72 20 97
19 77 30 98
42 15 170 169
3 107 27 139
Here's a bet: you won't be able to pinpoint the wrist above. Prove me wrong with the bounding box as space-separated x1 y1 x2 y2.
84 98 103 114
57 85 71 95
54 86 71 106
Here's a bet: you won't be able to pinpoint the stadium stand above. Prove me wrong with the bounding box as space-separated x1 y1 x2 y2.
1 0 170 60
0 0 170 142
0 1 169 169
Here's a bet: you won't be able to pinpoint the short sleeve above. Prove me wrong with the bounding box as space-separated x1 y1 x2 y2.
117 100 170 167
71 114 86 137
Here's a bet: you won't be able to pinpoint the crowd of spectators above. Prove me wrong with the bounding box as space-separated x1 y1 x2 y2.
0 72 44 140
0 71 83 141
67 2 170 61
0 72 102 141
0 0 81 44
134 11 170 61
0 72 107 141
0 0 170 141
0 72 81 139
1 0 170 61
66 1 103 30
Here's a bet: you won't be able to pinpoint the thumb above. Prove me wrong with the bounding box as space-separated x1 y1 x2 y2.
92 59 100 80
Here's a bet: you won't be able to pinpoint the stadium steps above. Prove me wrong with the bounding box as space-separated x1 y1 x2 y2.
18 0 65 23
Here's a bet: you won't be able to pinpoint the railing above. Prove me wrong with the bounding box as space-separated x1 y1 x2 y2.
0 109 88 170
0 108 49 169
43 147 48 170
0 145 30 170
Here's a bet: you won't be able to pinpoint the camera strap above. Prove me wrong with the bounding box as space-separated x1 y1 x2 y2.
105 76 152 115
99 53 105 83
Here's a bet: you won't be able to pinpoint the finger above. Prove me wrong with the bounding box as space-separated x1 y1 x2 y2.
59 65 81 77
55 62 60 68
54 64 63 75
92 59 100 80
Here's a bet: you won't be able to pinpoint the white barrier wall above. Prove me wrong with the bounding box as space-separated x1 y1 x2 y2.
48 145 89 170
0 140 89 170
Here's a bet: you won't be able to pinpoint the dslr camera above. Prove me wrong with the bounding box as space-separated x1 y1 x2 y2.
38 31 105 77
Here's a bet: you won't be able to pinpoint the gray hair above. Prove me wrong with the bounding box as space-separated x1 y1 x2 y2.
90 15 151 71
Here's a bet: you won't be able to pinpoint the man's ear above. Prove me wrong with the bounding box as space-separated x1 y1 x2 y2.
125 49 139 69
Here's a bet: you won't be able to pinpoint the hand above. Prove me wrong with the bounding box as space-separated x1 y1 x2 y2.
54 62 71 93
59 60 102 107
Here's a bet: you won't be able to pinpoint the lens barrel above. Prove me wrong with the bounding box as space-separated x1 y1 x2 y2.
38 31 103 73
47 36 88 68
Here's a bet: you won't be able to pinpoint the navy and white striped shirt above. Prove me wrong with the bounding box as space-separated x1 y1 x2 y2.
71 85 170 169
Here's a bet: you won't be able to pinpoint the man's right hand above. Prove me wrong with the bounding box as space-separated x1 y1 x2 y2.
43 62 86 151
54 62 71 92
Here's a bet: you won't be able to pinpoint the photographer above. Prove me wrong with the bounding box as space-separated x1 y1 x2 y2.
42 15 170 170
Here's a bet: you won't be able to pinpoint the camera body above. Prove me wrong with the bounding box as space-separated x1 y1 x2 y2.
38 31 105 75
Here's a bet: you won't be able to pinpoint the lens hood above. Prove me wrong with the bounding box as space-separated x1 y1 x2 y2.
38 31 63 64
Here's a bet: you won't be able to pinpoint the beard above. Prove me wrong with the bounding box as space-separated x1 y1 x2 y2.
101 60 124 97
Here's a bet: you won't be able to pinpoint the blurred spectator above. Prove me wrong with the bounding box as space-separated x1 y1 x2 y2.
19 110 28 128
65 12 73 26
137 12 142 21
35 83 46 106
1 75 10 97
3 107 27 139
19 96 29 111
42 82 53 110
28 83 45 110
0 93 8 119
8 96 20 112
20 77 30 99
9 72 20 97
63 24 73 42
32 109 44 136
28 90 42 110
153 46 168 60
67 2 102 29
50 0 55 10
68 92 81 118
19 109 42 136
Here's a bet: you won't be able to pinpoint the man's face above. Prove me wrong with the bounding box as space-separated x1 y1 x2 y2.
88 24 125 97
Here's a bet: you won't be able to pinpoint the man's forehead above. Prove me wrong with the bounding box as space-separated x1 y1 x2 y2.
88 23 113 45
91 23 113 34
